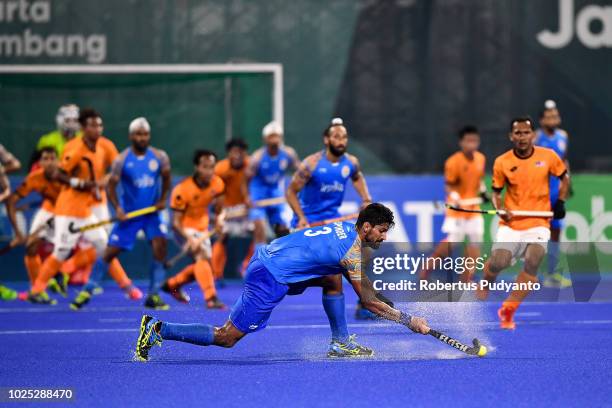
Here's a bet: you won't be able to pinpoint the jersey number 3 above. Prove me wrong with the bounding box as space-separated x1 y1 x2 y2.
304 227 332 237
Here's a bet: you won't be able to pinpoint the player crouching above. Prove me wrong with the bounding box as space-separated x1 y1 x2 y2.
135 203 430 361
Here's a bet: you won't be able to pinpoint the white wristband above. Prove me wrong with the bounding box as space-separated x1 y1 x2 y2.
69 178 83 188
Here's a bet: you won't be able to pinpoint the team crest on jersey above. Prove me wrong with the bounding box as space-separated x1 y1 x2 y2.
341 165 350 178
535 161 546 167
279 159 288 170
148 159 159 172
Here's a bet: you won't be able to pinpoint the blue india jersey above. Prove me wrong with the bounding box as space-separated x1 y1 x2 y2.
298 151 358 222
257 221 361 284
249 146 299 198
110 147 170 212
535 129 568 200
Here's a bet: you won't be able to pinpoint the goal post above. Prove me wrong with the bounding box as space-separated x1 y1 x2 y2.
0 63 283 174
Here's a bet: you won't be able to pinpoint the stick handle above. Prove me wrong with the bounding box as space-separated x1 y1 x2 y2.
165 230 215 268
446 204 553 218
71 206 158 233
308 213 359 228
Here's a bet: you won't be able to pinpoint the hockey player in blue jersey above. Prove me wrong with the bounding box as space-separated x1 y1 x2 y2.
71 118 172 310
286 118 376 326
536 100 572 288
135 203 430 361
246 121 300 247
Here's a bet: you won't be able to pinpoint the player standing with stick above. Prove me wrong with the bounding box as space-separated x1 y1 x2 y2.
286 117 375 356
71 118 171 310
536 100 572 288
5 147 65 297
162 150 226 309
209 139 252 280
419 126 487 282
246 121 299 247
28 109 109 305
477 116 569 329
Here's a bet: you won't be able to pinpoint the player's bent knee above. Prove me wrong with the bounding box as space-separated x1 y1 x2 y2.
321 274 343 294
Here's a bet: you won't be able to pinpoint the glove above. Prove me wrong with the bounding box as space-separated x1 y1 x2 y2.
553 199 566 220
480 191 491 204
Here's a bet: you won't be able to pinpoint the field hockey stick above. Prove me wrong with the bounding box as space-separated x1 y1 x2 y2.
445 204 553 218
68 206 158 233
82 157 101 201
308 213 360 227
164 230 216 268
434 197 484 211
224 197 287 220
290 213 360 232
428 328 487 357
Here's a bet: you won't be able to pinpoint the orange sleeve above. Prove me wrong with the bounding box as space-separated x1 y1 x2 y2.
214 161 227 178
15 172 38 198
60 146 82 174
444 156 458 185
213 176 225 197
170 183 188 212
102 139 119 168
549 150 567 178
492 157 506 192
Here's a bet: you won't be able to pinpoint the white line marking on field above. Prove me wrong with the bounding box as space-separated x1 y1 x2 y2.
0 301 611 314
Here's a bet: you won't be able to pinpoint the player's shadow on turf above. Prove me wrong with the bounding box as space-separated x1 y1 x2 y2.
149 356 322 365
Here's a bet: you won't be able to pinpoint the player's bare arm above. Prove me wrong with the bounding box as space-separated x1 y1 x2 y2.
5 192 25 245
212 194 226 235
157 164 172 210
0 165 10 202
107 171 126 221
286 154 317 227
347 154 372 208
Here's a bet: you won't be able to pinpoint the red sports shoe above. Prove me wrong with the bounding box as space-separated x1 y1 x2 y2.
125 285 143 301
497 304 517 330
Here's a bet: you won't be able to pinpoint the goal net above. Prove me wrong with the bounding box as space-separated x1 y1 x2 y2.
0 64 283 175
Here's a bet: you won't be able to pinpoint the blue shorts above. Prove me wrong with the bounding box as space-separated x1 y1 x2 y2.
248 185 285 226
108 213 166 251
229 257 289 333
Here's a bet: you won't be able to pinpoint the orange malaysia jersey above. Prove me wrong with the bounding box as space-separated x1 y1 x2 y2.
15 168 62 212
214 158 248 207
445 151 486 219
492 146 566 230
170 175 225 231
54 138 106 218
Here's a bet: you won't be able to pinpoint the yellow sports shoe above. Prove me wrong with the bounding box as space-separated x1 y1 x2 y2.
543 272 572 288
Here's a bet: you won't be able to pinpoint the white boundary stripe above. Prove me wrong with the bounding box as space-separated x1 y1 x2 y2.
0 300 611 314
0 63 284 127
1 319 612 335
